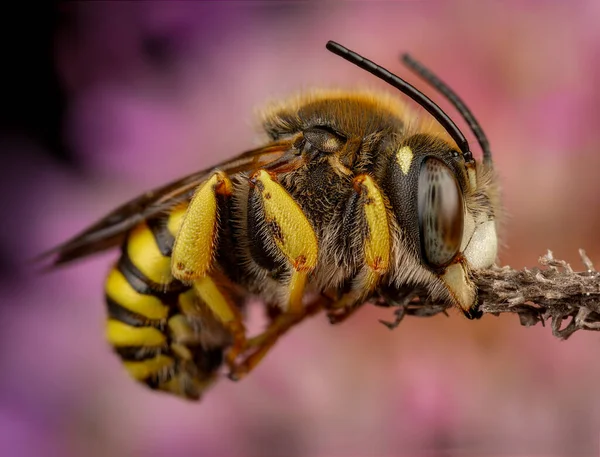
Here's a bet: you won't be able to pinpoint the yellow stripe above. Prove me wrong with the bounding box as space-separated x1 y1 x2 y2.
123 355 174 381
178 289 201 317
167 203 188 237
171 343 193 361
106 319 166 347
158 375 192 398
168 315 196 343
159 374 212 399
127 224 173 285
105 269 169 320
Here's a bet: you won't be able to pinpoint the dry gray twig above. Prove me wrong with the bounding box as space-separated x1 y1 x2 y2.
475 250 600 339
378 250 600 340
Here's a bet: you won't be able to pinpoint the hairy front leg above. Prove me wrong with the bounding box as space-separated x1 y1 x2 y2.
228 169 319 380
326 174 392 325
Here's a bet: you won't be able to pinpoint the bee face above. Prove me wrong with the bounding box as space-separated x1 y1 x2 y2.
41 41 500 399
374 129 499 317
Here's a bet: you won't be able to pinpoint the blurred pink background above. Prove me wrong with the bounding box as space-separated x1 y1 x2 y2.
3 2 600 456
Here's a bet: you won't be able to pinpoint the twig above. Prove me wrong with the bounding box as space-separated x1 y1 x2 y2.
377 250 600 340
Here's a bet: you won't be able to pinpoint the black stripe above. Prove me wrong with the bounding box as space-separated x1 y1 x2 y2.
145 367 175 388
193 347 224 376
106 295 165 330
147 217 175 257
114 345 166 362
118 252 189 299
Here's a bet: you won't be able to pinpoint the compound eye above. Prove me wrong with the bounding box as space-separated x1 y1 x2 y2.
418 158 464 267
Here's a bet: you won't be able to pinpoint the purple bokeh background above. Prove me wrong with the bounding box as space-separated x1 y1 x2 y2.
3 2 600 456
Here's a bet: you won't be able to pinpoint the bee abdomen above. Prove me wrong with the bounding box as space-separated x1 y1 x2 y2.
104 214 227 400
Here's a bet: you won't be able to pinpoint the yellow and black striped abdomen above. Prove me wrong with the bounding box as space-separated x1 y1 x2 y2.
104 204 231 400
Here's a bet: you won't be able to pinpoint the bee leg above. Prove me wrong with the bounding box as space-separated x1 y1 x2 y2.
158 312 225 399
243 169 320 316
247 170 319 313
228 296 326 381
327 301 364 325
193 275 247 369
326 174 391 324
227 169 319 380
171 171 248 370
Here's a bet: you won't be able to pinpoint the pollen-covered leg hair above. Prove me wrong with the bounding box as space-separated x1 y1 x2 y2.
327 174 391 324
226 169 319 380
171 171 247 369
246 170 319 314
171 171 231 282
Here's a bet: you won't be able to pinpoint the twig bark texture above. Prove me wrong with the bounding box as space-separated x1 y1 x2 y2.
384 250 600 340
475 250 600 339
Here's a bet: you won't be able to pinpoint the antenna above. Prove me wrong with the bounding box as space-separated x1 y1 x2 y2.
401 54 491 165
326 41 474 163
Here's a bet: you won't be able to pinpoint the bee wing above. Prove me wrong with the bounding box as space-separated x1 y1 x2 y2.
39 140 303 268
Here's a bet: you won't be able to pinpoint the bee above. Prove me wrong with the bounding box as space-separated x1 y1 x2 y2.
40 41 500 400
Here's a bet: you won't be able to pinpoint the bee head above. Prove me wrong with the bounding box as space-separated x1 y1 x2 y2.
327 41 498 317
382 132 498 318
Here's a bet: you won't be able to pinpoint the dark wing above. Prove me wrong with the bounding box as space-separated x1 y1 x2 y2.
39 140 304 268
